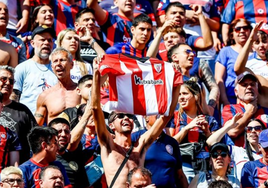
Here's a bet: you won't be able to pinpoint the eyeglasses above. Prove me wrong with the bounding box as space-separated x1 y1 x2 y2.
211 151 228 159
2 178 24 185
115 113 134 120
0 76 15 85
234 26 251 32
246 126 262 133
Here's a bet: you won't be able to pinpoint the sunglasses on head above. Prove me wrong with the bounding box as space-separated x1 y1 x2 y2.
211 151 228 159
184 49 196 56
234 26 251 32
0 76 15 85
246 125 262 133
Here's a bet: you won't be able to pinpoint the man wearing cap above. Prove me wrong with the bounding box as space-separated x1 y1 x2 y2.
11 26 58 115
222 71 268 147
241 129 268 188
47 101 92 188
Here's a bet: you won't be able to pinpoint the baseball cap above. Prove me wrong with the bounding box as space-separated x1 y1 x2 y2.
210 143 230 155
259 129 268 148
235 71 257 85
31 25 56 39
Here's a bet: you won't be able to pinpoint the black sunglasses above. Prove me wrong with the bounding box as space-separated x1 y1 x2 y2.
115 113 134 120
0 76 15 85
211 151 228 159
246 125 262 133
234 26 251 32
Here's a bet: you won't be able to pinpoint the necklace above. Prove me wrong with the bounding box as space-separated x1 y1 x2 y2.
35 62 51 72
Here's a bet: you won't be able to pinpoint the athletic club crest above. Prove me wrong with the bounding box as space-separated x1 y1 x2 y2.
154 63 162 73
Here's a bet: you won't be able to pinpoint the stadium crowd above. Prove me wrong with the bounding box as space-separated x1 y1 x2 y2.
0 0 268 188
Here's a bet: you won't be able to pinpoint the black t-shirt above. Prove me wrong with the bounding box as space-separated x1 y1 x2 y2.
0 101 37 163
56 145 89 188
80 39 110 65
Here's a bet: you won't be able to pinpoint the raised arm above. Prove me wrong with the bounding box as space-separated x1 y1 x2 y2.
34 92 47 126
68 101 92 151
234 22 263 75
16 0 30 33
215 62 229 106
191 5 213 51
146 20 175 58
87 0 107 25
206 113 242 146
140 84 181 149
91 57 112 147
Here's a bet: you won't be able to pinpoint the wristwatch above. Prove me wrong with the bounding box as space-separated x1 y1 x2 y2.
264 180 268 187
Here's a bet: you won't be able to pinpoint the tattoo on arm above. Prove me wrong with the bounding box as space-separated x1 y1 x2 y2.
34 113 44 118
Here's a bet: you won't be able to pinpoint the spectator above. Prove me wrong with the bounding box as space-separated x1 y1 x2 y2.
19 126 70 188
12 26 58 115
35 48 81 125
221 71 268 147
0 166 24 188
0 2 26 63
56 28 92 83
215 18 252 105
166 79 219 182
126 167 156 188
0 41 18 68
106 13 152 57
167 43 220 116
132 115 188 188
234 22 268 79
189 143 240 188
48 114 91 188
207 114 263 180
91 57 181 187
0 92 21 172
74 8 108 66
0 66 37 164
221 0 268 46
39 166 64 188
241 129 268 188
87 0 134 46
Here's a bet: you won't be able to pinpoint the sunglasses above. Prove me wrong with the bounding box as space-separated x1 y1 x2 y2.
211 151 228 159
184 49 196 56
246 125 262 133
0 76 15 85
2 178 24 185
234 26 251 32
115 113 134 120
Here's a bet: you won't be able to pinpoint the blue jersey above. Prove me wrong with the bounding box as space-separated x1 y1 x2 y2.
106 42 148 57
19 159 71 188
100 11 132 46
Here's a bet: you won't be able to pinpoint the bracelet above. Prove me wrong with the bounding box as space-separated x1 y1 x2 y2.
89 38 96 48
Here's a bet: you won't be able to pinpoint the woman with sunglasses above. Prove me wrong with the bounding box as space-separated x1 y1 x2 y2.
206 113 264 181
189 142 240 188
166 79 220 182
215 18 252 106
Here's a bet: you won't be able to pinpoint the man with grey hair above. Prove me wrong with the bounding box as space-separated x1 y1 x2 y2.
35 48 81 125
127 167 155 188
11 26 58 115
0 65 37 164
39 166 64 188
0 166 24 188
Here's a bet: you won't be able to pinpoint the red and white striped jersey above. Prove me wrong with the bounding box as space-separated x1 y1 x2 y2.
99 54 183 116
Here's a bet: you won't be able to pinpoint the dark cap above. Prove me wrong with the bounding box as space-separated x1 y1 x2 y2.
210 143 229 154
48 117 70 128
235 71 257 85
259 129 268 148
32 25 56 39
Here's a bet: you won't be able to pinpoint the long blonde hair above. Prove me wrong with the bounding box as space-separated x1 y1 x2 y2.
57 28 88 76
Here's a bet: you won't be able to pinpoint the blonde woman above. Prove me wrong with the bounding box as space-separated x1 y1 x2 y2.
57 28 92 83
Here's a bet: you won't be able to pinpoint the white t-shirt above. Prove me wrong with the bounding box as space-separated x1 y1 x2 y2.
246 58 268 78
70 61 93 83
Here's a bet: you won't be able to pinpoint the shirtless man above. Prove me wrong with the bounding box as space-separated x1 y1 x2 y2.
35 48 81 125
91 57 181 187
0 41 17 67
